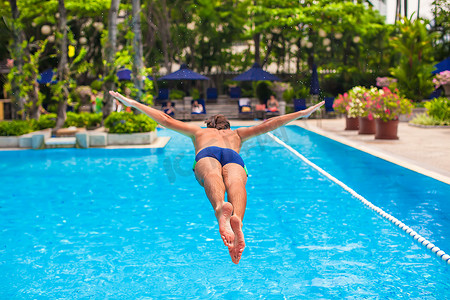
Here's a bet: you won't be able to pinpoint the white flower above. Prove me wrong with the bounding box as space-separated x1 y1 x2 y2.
41 25 51 35
318 29 327 37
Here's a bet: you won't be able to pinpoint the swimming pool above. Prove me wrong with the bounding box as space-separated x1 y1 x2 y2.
0 125 449 298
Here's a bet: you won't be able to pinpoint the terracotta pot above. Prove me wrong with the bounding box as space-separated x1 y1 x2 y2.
345 116 359 130
358 116 376 134
375 119 399 140
443 84 450 97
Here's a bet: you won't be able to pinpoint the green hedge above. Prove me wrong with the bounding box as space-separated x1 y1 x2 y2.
64 112 102 128
31 113 57 130
104 112 157 134
425 97 450 123
0 120 34 136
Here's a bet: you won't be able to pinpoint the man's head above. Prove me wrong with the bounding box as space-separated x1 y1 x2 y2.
205 114 230 130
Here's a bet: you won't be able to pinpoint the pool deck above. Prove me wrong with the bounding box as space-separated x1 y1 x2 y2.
224 118 450 185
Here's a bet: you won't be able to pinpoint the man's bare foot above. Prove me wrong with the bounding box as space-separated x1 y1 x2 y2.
218 202 234 247
229 215 245 264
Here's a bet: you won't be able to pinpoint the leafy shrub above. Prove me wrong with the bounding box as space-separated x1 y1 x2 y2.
424 97 450 123
64 112 102 128
282 88 295 103
190 88 200 99
84 113 102 128
0 120 34 136
294 85 310 99
32 113 57 130
410 113 450 126
169 89 185 100
104 112 157 134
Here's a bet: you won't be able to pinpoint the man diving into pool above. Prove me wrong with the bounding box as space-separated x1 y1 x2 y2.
109 91 324 264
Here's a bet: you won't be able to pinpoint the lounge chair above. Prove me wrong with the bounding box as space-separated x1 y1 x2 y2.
323 97 337 118
324 97 335 112
207 88 218 102
230 87 241 99
294 99 307 111
238 98 253 119
156 88 169 102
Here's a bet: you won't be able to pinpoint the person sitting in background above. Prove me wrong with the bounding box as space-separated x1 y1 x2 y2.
163 101 175 117
266 95 279 112
192 100 204 114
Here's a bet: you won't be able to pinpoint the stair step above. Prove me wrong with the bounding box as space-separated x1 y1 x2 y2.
45 137 76 148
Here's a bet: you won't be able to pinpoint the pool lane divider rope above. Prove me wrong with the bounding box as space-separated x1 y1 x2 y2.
267 132 450 265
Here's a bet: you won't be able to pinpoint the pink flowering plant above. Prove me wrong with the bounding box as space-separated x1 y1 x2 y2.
333 92 352 115
376 77 397 89
433 71 450 88
369 87 413 121
346 86 379 119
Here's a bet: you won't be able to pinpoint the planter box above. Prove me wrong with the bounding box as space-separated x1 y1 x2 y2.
76 131 157 148
0 136 19 148
107 131 157 146
75 132 107 148
0 128 51 148
400 107 426 122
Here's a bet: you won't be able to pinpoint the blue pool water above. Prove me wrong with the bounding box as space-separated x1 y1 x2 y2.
0 125 449 298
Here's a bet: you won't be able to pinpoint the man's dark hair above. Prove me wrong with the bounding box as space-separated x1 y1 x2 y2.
205 114 230 130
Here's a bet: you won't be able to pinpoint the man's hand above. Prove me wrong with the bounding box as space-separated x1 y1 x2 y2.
300 101 324 118
109 91 137 108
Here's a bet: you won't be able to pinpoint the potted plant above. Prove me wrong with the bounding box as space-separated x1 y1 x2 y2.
347 86 376 134
376 77 397 89
433 71 450 96
104 111 158 145
369 87 413 139
333 92 358 130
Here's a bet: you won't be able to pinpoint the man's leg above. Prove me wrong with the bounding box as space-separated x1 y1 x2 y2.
195 158 234 247
223 163 247 264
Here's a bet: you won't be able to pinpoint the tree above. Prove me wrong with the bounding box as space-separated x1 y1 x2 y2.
431 0 450 61
143 0 174 73
7 0 26 119
102 0 120 120
131 0 144 102
390 17 439 101
54 0 69 129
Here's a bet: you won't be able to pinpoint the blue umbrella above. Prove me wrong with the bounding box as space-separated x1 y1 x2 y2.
158 64 209 81
37 69 57 84
310 64 320 95
117 68 153 81
432 58 450 74
232 62 281 81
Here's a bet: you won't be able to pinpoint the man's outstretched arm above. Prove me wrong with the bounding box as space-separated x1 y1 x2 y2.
235 101 324 141
109 91 201 138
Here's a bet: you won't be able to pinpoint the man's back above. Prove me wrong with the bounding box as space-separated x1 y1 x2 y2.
194 128 242 154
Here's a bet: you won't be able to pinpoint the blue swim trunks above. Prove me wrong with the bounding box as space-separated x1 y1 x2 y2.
193 146 248 175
